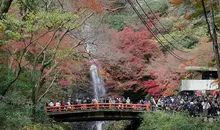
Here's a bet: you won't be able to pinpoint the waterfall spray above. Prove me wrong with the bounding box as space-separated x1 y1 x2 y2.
90 61 106 130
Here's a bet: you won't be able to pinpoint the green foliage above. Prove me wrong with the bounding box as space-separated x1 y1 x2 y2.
22 0 39 11
0 90 32 130
106 14 132 31
181 35 199 49
0 53 69 130
24 123 66 130
0 57 37 94
0 10 78 42
156 18 174 33
103 121 130 130
0 64 15 94
15 70 37 90
145 0 168 13
6 111 32 130
157 20 206 49
139 111 220 130
0 90 70 130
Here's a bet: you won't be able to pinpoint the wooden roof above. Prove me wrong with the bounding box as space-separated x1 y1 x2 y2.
185 66 217 71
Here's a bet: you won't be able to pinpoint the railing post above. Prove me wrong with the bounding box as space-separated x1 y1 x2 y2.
146 104 150 111
109 103 112 109
133 104 136 110
121 104 124 109
59 107 61 112
71 105 75 111
83 104 87 110
96 104 99 109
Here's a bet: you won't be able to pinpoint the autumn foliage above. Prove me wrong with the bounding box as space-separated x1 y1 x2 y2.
72 0 104 13
102 26 163 96
168 0 184 6
100 23 193 97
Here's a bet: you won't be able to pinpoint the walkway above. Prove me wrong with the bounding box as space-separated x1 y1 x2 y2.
46 103 150 122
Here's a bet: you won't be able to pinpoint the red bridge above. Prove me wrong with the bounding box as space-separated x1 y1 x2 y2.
46 103 150 122
46 103 150 130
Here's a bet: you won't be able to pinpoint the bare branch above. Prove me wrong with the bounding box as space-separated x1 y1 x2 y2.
18 0 33 12
34 19 72 63
2 47 22 96
105 4 127 12
37 69 61 102
70 13 94 31
57 0 64 11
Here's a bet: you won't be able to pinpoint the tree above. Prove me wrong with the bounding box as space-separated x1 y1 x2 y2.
101 26 162 98
72 0 104 13
0 0 13 18
0 9 93 120
168 0 219 20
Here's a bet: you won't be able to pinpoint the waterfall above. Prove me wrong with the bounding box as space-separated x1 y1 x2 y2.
90 63 106 100
84 23 106 130
96 122 103 130
90 62 106 130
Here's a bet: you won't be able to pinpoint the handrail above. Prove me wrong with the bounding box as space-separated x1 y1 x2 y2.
45 103 150 112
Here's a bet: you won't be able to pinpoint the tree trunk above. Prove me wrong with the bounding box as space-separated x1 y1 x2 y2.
0 0 13 15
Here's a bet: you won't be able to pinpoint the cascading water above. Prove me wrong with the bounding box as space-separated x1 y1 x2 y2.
90 62 106 130
96 122 103 130
84 23 106 130
90 64 106 100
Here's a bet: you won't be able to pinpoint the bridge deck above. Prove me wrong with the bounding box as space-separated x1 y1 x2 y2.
46 103 150 122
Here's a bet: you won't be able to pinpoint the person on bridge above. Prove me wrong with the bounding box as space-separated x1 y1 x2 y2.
92 98 98 104
66 100 71 110
86 97 91 104
116 98 121 103
56 101 61 106
83 98 87 104
48 101 54 107
122 97 126 104
126 97 130 104
112 98 115 103
61 100 65 106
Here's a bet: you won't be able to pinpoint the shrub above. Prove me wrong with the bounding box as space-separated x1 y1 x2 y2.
156 18 174 33
139 111 220 130
156 22 206 50
106 14 136 31
145 0 169 13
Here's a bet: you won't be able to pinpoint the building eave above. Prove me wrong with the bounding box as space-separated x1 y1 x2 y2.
185 66 217 72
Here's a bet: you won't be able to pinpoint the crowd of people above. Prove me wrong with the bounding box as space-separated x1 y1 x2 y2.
152 92 220 117
47 97 136 107
46 91 220 117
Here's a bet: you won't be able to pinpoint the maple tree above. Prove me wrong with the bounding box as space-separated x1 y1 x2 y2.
93 24 186 97
0 7 95 119
101 26 162 97
72 0 104 13
168 0 219 20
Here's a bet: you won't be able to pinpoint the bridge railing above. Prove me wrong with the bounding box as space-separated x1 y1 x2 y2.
45 103 150 112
